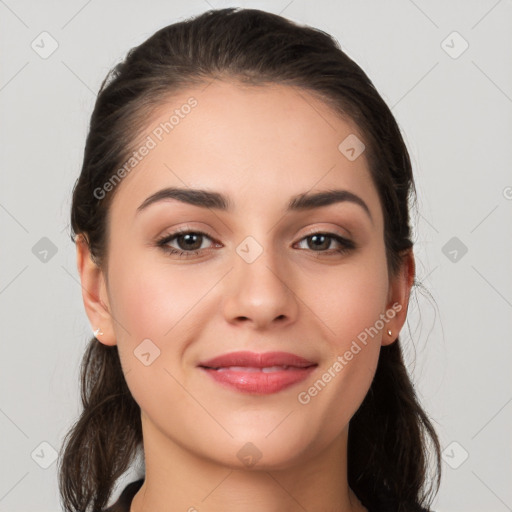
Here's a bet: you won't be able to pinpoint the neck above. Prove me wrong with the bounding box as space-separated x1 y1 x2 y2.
131 418 366 512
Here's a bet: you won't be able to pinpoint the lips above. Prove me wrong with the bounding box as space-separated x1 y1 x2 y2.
198 351 317 370
197 351 318 394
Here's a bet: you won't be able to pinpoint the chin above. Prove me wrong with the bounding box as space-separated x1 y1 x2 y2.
209 429 315 471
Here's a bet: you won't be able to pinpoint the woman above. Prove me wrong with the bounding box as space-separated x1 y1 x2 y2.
59 7 441 512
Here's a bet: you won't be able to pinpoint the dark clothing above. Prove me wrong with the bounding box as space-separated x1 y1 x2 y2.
102 478 434 512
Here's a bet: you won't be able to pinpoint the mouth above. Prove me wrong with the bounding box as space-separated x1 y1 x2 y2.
197 351 318 394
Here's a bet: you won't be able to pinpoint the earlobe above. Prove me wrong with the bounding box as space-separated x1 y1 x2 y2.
75 234 117 346
382 248 415 347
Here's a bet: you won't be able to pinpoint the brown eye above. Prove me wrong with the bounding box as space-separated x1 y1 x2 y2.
156 230 217 258
296 232 355 256
174 233 204 251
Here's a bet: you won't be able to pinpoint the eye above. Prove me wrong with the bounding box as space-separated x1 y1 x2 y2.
155 229 356 259
156 229 218 258
294 231 355 256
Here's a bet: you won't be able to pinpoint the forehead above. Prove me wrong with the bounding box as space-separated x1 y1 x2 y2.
108 80 381 225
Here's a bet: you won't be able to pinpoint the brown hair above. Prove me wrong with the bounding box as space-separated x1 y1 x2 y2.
59 7 441 511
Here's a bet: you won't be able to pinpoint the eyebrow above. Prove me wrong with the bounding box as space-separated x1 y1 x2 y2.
136 187 373 223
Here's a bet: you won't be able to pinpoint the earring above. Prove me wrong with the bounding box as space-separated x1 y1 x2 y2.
387 329 392 336
93 328 104 337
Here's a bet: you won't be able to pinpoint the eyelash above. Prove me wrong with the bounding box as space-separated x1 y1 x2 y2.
155 228 356 259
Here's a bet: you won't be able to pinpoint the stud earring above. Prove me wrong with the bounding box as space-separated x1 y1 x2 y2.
387 329 392 336
93 328 104 337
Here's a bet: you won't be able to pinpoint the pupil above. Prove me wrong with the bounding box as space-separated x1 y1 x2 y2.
180 233 201 250
310 234 328 250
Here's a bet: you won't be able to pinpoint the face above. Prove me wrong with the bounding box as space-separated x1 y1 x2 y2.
80 80 411 471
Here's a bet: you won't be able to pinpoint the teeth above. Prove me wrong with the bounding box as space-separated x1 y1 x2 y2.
216 366 260 373
215 365 290 372
262 366 289 373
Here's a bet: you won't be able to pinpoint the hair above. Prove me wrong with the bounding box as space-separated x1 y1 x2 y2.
59 7 442 512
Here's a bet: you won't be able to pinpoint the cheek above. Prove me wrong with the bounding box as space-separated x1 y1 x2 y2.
300 248 388 406
107 248 211 342
295 260 388 444
106 256 204 414
306 251 389 348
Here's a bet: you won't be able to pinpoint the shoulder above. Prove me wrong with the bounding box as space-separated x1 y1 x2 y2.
101 479 144 512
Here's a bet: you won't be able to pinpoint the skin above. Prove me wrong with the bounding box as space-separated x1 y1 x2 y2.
76 80 415 512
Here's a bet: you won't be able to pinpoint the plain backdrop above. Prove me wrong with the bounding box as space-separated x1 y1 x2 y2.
1 1 511 511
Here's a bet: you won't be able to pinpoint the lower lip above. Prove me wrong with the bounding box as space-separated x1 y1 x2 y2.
199 366 317 394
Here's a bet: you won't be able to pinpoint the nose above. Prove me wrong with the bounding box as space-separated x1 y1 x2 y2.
221 242 299 331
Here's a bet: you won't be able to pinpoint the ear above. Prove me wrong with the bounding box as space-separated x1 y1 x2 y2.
381 248 415 347
75 234 117 346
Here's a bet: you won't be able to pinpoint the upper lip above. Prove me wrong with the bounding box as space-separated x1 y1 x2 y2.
198 351 317 369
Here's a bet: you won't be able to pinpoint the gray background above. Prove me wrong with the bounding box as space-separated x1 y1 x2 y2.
1 0 511 510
